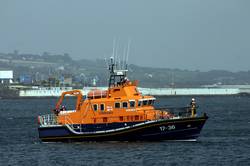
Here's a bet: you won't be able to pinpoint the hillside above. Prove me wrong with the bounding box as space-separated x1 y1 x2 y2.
0 52 250 88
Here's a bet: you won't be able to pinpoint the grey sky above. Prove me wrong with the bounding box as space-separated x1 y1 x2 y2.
0 0 250 71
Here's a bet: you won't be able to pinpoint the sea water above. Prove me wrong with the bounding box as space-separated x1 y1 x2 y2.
0 96 249 165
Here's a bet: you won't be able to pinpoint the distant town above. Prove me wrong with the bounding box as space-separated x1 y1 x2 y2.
1 50 250 90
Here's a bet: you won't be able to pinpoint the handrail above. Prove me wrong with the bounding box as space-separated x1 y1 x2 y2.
64 115 74 125
39 114 58 126
140 108 192 119
65 118 166 135
64 115 82 132
39 106 194 127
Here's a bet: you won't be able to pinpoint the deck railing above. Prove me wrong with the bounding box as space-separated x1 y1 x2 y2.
38 106 197 128
39 114 58 126
155 106 195 118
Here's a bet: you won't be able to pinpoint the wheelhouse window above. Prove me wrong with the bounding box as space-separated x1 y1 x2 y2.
100 104 105 112
143 100 148 106
93 104 98 111
129 100 135 108
115 102 121 108
122 102 128 108
138 100 142 107
148 99 155 105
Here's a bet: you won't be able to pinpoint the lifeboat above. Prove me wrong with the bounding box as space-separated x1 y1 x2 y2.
37 57 208 142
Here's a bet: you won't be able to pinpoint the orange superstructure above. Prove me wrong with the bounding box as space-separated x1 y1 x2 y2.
55 81 167 125
38 57 208 142
54 58 169 125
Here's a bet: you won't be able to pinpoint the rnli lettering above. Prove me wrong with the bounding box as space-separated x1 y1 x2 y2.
107 106 113 111
100 112 113 114
159 125 175 131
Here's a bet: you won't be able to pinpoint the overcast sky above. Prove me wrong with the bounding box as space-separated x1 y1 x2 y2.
0 0 249 71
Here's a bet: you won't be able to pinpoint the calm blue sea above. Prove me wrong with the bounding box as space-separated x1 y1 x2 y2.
0 96 249 166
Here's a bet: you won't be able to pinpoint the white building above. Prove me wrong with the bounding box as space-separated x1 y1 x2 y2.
0 70 13 84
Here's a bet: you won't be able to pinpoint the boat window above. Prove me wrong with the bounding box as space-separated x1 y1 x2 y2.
129 101 135 108
114 89 120 92
115 102 121 108
143 100 148 106
148 100 152 105
152 100 155 105
100 104 105 112
122 102 128 108
103 117 107 123
93 104 98 111
138 100 142 107
119 116 123 121
130 116 134 121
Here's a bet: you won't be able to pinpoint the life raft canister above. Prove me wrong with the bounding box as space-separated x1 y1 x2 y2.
87 89 107 98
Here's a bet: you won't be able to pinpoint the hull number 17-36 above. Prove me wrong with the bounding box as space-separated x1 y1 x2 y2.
159 125 175 131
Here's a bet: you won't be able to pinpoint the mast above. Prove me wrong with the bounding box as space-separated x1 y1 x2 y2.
108 57 128 88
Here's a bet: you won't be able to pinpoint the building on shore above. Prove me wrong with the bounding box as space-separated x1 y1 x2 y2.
0 70 13 84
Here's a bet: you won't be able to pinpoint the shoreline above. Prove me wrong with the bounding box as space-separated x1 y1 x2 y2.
1 93 249 100
1 86 250 99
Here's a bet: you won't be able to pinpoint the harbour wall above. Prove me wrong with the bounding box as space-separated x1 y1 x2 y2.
18 87 246 97
138 88 240 96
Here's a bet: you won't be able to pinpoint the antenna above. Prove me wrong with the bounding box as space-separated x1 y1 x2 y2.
104 57 109 69
115 38 119 69
119 54 121 70
122 46 126 69
112 38 116 67
126 39 131 69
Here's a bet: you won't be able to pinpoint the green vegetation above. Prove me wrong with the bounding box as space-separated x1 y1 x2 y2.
0 52 250 87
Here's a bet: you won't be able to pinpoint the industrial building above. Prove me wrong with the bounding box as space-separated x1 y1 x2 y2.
0 70 13 84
